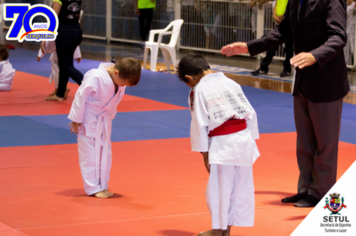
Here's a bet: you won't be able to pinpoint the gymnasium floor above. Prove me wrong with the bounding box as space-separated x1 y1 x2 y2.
0 45 355 236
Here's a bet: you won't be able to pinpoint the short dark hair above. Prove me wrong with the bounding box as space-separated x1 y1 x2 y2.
0 45 9 61
176 53 210 83
115 57 141 86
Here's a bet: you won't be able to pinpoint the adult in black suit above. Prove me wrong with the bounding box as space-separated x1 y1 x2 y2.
221 0 350 207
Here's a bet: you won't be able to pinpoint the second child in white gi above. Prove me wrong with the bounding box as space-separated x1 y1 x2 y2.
177 54 260 236
0 44 15 91
68 58 141 198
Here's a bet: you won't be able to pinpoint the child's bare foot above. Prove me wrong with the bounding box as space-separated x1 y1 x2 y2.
104 190 114 197
45 95 64 101
94 191 110 198
64 88 70 99
49 88 57 96
198 229 222 236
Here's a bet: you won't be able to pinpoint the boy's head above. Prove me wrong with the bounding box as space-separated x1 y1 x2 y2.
112 57 141 87
0 45 9 62
176 53 211 87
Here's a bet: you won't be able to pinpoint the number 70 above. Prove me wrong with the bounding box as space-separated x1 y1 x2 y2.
3 4 58 42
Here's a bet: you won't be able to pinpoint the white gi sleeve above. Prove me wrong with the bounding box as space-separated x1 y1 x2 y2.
38 48 45 58
246 108 259 140
68 75 96 123
190 89 210 152
38 41 56 59
238 85 259 140
74 46 81 59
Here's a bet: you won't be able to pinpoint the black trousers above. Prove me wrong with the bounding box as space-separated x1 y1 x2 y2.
138 8 154 41
55 28 83 98
294 86 343 199
260 39 293 72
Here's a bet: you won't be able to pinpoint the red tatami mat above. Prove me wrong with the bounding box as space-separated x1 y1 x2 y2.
0 71 187 116
0 133 355 236
0 222 27 236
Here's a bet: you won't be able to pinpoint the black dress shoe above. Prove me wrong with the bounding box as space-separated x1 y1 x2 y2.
294 195 320 208
251 68 268 76
281 193 307 203
280 68 291 77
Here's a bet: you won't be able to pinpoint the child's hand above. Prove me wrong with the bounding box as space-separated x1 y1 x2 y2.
68 122 82 134
201 152 210 173
37 56 41 62
75 58 82 63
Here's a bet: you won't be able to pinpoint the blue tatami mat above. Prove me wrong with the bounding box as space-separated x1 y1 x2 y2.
9 47 101 79
5 47 356 147
125 70 297 109
1 106 355 147
0 116 77 147
3 110 190 147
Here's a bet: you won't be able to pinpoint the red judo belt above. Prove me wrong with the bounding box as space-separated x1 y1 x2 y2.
208 119 247 137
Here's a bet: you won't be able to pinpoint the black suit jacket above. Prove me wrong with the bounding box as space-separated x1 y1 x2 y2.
247 0 350 103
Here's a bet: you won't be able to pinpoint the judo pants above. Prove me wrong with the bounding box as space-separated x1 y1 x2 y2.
77 134 112 195
50 58 59 89
206 164 255 230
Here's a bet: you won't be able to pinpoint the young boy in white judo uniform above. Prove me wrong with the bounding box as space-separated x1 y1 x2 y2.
37 40 82 99
177 54 260 236
68 57 141 198
0 44 16 91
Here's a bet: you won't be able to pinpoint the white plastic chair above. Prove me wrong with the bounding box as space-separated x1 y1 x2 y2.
143 19 184 71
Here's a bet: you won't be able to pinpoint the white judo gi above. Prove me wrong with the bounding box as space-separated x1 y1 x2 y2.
38 41 81 88
68 63 125 195
189 72 260 230
0 60 16 91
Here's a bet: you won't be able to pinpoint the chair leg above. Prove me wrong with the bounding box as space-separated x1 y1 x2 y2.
161 48 171 71
143 47 149 69
150 46 158 71
168 49 177 71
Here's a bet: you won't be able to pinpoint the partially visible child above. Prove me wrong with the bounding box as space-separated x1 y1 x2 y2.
0 44 16 91
37 41 82 99
177 54 260 236
68 58 141 198
37 9 83 99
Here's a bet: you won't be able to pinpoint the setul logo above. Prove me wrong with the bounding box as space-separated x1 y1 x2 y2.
324 192 347 215
321 193 351 233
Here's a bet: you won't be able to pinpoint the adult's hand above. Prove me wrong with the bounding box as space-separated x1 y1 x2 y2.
273 7 284 24
273 1 283 24
290 52 317 69
221 42 248 57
